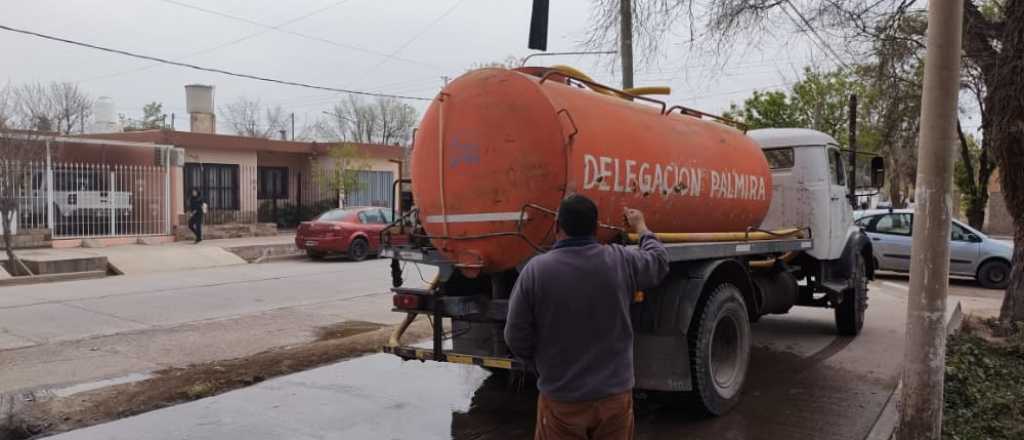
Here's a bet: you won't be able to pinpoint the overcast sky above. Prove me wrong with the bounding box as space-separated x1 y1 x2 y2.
2 0 976 136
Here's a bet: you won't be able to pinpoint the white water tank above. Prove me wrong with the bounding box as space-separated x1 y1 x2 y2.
89 96 120 133
185 84 215 133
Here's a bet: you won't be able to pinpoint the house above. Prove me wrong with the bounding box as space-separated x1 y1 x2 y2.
80 130 405 233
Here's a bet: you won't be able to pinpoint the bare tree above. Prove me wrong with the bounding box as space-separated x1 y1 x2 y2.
0 131 44 276
48 82 93 135
320 96 418 145
219 97 289 138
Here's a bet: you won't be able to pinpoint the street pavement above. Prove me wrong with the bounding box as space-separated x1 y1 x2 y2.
46 277 1001 440
0 258 436 394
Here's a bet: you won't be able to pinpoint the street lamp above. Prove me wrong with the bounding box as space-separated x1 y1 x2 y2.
520 50 617 66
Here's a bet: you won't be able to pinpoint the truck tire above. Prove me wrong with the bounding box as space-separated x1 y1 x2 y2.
688 283 751 416
835 253 868 336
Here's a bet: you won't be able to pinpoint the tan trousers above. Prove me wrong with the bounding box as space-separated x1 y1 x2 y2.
535 391 635 440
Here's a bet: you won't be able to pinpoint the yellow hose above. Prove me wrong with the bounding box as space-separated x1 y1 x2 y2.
624 86 671 95
627 228 803 243
386 275 439 347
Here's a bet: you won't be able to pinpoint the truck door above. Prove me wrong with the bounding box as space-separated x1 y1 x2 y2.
826 147 852 258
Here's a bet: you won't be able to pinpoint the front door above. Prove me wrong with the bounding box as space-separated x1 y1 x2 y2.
827 147 852 257
949 221 981 276
868 212 914 272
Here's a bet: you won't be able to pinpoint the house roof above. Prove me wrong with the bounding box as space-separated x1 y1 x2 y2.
76 130 405 161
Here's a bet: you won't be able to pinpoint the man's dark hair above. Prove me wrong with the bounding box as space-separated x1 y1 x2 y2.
557 194 598 237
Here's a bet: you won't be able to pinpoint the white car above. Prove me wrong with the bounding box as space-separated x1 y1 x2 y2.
854 209 1013 288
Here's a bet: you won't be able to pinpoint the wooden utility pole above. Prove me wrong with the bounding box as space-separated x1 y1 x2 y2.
619 0 634 89
898 0 964 437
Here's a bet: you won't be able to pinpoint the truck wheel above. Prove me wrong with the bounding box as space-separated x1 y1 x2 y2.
835 253 868 336
688 283 751 416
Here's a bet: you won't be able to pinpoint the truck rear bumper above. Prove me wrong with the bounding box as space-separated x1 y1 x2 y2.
382 345 523 370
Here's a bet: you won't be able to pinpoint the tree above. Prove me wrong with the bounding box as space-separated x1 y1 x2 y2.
0 89 45 275
313 143 371 208
319 96 417 145
955 121 992 229
219 97 289 138
142 102 167 129
48 82 93 135
8 82 92 134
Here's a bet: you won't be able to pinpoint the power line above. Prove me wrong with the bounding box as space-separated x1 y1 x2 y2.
79 0 356 83
0 23 432 102
360 0 468 75
158 0 443 71
780 1 852 70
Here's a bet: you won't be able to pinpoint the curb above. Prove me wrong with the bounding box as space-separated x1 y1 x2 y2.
865 301 963 440
0 270 107 287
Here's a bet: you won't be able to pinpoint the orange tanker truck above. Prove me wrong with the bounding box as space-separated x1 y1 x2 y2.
380 67 885 415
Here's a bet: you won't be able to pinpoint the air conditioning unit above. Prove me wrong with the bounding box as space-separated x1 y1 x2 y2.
155 147 186 167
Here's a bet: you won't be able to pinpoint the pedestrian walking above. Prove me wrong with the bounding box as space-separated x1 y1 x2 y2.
188 189 206 243
505 194 669 440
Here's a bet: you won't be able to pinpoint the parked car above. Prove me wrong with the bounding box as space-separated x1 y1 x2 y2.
295 206 404 261
853 209 1013 288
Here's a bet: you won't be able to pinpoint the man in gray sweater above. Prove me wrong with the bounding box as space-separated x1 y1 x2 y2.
505 194 669 440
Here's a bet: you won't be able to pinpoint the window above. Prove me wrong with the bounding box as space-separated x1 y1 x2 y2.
317 209 348 222
951 222 973 241
854 215 875 228
873 213 912 236
358 209 387 224
184 163 239 210
764 148 795 169
257 167 289 200
827 148 846 186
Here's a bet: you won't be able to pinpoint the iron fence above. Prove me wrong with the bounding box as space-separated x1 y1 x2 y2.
7 160 171 239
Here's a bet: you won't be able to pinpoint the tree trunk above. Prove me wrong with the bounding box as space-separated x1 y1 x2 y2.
1001 223 1024 322
1 209 18 276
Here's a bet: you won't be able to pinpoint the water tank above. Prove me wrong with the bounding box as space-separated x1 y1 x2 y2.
89 96 119 133
185 84 215 114
411 68 773 274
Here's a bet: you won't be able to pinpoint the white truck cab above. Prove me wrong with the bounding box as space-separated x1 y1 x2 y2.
749 128 856 261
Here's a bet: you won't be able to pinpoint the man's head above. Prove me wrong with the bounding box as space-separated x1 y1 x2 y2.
557 194 598 238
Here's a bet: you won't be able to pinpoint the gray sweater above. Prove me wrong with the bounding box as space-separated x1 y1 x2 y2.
504 233 669 402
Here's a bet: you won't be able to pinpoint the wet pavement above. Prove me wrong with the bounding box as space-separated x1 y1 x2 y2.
50 281 910 440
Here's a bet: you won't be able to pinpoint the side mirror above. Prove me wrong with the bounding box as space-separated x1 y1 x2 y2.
870 157 885 188
967 233 983 243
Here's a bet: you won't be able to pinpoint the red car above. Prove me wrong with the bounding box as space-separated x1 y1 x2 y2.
296 207 402 261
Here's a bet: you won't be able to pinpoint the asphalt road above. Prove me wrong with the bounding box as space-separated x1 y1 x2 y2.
0 258 436 394
52 279 923 440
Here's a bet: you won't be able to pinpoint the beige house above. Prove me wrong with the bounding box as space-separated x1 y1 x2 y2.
82 129 405 231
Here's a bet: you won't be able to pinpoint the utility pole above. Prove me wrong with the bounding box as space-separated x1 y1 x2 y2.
291 113 295 141
848 94 858 208
619 0 634 89
898 0 964 437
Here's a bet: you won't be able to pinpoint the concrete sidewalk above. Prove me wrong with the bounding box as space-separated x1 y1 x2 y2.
5 234 299 277
0 258 436 394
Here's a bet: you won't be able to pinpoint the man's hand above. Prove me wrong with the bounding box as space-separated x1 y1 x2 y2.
623 208 650 235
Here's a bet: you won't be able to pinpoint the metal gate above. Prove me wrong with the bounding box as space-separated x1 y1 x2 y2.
346 170 394 208
14 161 172 239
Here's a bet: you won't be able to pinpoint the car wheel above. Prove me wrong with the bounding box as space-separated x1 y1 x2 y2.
977 259 1011 289
347 238 370 262
836 252 869 336
688 283 751 416
306 249 326 260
